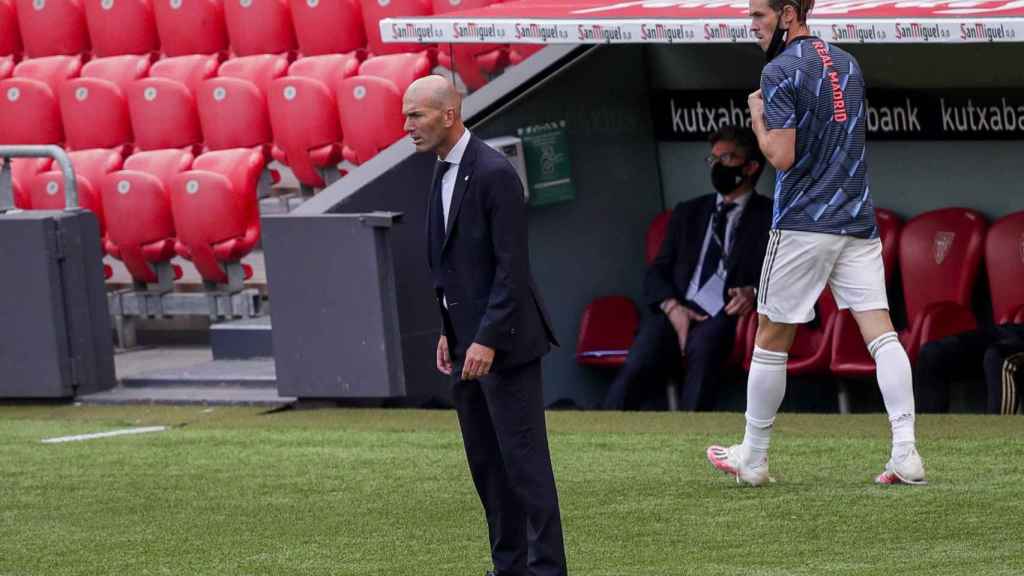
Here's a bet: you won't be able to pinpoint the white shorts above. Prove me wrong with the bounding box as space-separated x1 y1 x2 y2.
757 229 889 324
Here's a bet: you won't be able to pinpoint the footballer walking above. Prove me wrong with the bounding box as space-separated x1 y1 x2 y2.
706 0 927 486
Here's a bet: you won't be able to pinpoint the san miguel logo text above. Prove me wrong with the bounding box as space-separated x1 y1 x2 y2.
640 23 695 41
514 23 568 41
390 23 444 41
452 22 503 40
959 23 1017 41
703 23 750 41
893 22 949 41
830 23 886 42
576 24 631 41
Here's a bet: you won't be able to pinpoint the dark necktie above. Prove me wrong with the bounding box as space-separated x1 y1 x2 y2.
430 161 453 271
698 202 738 288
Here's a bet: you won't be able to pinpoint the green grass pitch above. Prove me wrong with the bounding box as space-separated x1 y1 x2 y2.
1 405 1022 575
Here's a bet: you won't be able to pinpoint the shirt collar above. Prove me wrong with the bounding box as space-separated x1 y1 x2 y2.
441 128 472 166
717 190 753 210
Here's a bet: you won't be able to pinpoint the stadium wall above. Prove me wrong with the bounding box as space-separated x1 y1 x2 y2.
472 45 665 407
652 43 1024 221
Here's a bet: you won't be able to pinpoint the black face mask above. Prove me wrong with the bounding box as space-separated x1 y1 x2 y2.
765 14 788 61
711 162 747 195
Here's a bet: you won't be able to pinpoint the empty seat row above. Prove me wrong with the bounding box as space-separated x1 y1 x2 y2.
0 50 430 187
10 147 262 286
577 208 1024 393
0 0 507 59
1 0 540 91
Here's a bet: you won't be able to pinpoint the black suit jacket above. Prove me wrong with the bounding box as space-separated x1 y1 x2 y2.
644 192 773 312
426 134 558 371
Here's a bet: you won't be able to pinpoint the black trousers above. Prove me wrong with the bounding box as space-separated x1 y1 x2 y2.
915 324 1024 414
451 358 568 576
602 311 737 411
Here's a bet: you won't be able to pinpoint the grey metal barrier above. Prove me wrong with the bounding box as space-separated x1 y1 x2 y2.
0 145 114 399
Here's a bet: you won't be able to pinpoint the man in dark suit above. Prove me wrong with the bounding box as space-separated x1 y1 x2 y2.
603 126 773 411
916 323 1024 414
403 76 567 576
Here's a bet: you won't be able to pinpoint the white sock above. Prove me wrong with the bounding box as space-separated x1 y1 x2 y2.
869 332 916 459
741 346 788 466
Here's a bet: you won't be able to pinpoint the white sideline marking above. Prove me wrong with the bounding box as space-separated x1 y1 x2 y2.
41 426 169 444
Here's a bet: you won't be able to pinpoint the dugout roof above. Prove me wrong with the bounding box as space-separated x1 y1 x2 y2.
380 0 1024 45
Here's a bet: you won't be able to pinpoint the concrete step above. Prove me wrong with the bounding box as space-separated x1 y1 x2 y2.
210 316 273 360
120 358 276 388
79 385 293 406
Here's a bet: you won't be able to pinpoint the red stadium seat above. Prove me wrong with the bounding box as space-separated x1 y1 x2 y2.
438 43 507 91
288 53 361 92
128 54 217 150
830 208 986 375
153 0 230 56
10 54 82 92
223 0 296 56
0 56 13 79
216 53 286 95
60 55 151 150
169 148 262 285
9 157 52 207
432 0 506 90
336 53 430 164
337 75 404 165
149 53 220 90
268 55 360 188
829 208 905 377
79 53 152 87
15 0 90 57
509 44 542 65
83 0 160 57
0 0 22 57
575 296 639 367
361 0 432 55
744 289 839 375
198 54 286 151
23 149 123 236
897 208 986 362
102 149 192 284
358 51 432 95
0 55 82 145
268 76 341 188
289 0 365 56
985 211 1024 325
574 213 671 369
431 0 497 14
25 173 101 222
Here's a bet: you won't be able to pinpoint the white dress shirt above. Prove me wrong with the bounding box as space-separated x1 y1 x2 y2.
684 190 753 303
439 128 472 309
441 128 472 227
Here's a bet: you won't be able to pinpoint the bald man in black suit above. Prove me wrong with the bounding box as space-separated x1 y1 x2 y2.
403 75 568 576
